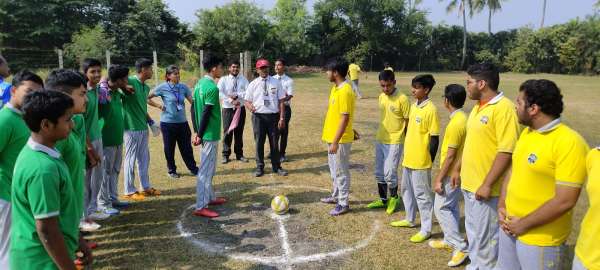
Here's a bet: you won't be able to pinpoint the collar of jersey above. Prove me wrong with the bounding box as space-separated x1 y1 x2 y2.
27 138 61 158
415 98 431 108
449 108 463 119
5 102 23 115
533 118 561 133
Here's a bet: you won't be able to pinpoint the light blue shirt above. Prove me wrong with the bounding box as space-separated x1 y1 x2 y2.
0 77 11 109
153 82 191 123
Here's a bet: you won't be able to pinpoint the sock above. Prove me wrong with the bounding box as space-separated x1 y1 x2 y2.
390 186 398 198
377 183 388 202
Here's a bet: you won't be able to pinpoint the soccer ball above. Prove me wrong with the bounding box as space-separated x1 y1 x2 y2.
271 195 289 214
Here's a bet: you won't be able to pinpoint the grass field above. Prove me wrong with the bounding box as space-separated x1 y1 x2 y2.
84 71 599 270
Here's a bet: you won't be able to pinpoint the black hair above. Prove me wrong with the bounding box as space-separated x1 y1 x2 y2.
108 65 129 82
519 79 563 118
467 63 500 91
378 70 395 81
230 60 241 67
384 62 390 67
165 65 179 82
444 84 467 109
22 90 74 132
202 54 223 72
45 69 86 94
81 58 102 74
411 74 436 92
135 58 153 73
12 70 43 87
275 58 286 66
325 57 349 78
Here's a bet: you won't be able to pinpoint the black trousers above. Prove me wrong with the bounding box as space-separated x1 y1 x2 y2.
222 107 246 159
278 105 292 157
252 113 281 171
160 122 198 174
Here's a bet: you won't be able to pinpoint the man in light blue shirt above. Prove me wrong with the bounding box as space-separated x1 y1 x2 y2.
0 56 11 109
147 65 198 178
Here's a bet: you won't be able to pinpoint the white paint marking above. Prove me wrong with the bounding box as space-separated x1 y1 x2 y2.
271 213 292 269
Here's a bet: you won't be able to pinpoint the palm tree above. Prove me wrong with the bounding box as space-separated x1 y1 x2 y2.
478 0 503 34
441 0 475 69
540 0 547 28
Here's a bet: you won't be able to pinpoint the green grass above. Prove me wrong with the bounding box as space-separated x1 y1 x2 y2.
77 71 600 269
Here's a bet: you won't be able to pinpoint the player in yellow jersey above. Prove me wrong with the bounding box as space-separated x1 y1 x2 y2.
428 84 469 267
573 146 600 270
496 79 589 269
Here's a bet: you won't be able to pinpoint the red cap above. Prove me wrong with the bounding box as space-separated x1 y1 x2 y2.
256 59 270 69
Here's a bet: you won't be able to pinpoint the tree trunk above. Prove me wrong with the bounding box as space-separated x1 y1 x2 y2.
461 1 467 69
541 0 547 28
488 7 492 34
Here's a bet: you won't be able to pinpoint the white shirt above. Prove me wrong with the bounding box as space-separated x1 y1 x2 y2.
272 73 294 106
244 76 285 114
217 74 249 108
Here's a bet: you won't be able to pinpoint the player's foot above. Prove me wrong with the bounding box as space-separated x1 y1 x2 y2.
390 219 415 228
112 200 130 208
221 157 230 164
275 168 288 176
280 156 288 163
192 208 219 218
143 188 161 196
236 156 249 163
255 168 264 177
101 207 120 216
190 168 199 176
448 250 468 267
410 232 431 243
386 196 399 215
168 172 181 179
88 210 110 221
329 204 350 216
320 197 337 204
366 199 386 209
122 192 145 201
79 220 101 232
428 240 452 250
209 197 227 206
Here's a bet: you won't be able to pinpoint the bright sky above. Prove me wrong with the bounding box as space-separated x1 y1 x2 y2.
164 0 598 33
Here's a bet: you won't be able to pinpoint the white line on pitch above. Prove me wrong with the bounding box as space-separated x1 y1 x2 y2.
271 213 293 270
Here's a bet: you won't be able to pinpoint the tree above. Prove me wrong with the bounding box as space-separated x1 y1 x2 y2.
268 0 317 63
64 24 115 64
473 0 504 34
193 0 270 58
441 0 475 69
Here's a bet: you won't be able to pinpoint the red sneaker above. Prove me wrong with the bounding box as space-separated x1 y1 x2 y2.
86 241 98 249
209 197 227 206
74 258 84 266
192 208 219 218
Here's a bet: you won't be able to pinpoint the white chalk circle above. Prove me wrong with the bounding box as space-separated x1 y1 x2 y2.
176 184 381 269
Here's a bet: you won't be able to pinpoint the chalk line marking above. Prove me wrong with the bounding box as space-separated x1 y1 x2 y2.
176 184 380 269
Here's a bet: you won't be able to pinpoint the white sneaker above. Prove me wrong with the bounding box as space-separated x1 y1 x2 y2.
88 211 110 221
102 207 120 215
79 220 101 232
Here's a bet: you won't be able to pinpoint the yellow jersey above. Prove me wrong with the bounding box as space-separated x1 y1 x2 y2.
376 89 410 144
461 93 519 196
322 81 355 144
402 99 440 169
506 121 589 246
575 147 600 269
440 110 467 170
348 64 361 81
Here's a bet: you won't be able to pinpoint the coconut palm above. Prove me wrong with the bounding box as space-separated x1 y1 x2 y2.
540 0 547 28
474 0 504 34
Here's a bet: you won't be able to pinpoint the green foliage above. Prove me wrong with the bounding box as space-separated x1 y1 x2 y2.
268 0 317 63
64 25 115 65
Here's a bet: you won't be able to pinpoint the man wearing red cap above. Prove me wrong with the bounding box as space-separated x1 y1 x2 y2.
244 59 288 177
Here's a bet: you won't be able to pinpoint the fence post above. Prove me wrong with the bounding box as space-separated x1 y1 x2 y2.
153 50 159 86
240 52 244 77
244 51 252 80
106 50 111 68
58 49 64 69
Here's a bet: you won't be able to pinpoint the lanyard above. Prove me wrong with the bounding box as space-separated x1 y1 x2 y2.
166 82 182 105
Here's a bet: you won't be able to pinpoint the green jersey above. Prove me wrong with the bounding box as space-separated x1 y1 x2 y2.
56 115 86 220
123 76 150 131
84 85 101 141
99 89 125 146
193 76 221 141
0 105 30 202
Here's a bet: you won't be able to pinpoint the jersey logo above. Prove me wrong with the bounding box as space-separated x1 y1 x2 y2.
480 115 489 124
415 116 422 124
528 153 538 164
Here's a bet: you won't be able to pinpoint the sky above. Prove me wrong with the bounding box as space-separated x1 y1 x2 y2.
164 0 598 33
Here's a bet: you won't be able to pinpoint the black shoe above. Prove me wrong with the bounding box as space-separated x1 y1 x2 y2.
275 168 288 176
255 168 264 177
280 156 288 163
190 169 198 176
168 172 181 179
236 156 249 163
221 157 230 164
